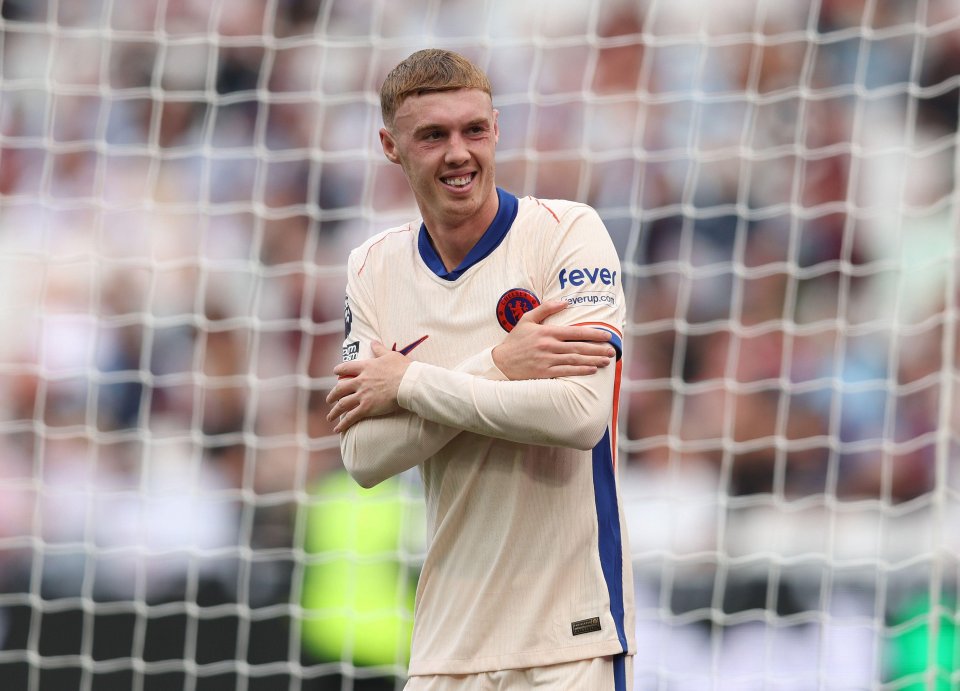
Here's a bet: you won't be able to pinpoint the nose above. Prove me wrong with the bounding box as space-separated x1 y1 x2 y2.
444 133 470 166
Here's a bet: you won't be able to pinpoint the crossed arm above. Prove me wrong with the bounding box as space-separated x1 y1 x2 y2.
327 301 615 432
326 301 618 487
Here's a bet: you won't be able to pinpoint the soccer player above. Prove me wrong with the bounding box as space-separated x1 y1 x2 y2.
325 48 635 690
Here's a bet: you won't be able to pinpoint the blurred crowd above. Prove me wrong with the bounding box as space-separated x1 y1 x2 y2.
0 0 957 688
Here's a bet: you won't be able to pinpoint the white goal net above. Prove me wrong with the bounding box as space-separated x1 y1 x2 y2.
0 0 958 689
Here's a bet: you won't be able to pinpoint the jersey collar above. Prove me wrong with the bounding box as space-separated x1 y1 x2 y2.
418 187 519 281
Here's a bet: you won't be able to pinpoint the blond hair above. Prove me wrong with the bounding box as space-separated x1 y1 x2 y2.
380 49 492 129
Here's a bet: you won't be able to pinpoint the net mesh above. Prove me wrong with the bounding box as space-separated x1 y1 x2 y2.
0 0 958 689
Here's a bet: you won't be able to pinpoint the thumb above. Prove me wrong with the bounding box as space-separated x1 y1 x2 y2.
371 341 388 356
519 299 567 325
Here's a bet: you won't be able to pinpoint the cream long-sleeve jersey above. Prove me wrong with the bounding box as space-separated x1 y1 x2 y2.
338 188 635 676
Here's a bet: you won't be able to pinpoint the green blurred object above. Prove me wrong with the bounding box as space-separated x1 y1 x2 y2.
300 470 418 668
887 595 959 690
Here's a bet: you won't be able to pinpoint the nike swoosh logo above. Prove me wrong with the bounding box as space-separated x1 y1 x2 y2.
392 335 429 355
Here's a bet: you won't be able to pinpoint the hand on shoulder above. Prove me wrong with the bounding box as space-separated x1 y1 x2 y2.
492 300 616 380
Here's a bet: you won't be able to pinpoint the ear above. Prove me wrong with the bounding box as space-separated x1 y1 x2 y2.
380 127 400 164
492 109 500 144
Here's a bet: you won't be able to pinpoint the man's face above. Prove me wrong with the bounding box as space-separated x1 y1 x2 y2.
380 88 499 229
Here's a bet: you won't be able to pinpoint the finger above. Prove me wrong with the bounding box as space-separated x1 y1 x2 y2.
326 393 345 421
556 341 616 357
333 413 352 434
325 384 342 407
548 325 613 344
557 352 612 368
327 389 361 422
580 355 612 368
541 340 615 361
325 375 359 407
517 300 567 325
333 406 363 434
579 345 616 360
333 360 362 377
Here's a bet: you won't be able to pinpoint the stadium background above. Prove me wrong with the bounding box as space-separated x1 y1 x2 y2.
0 0 958 688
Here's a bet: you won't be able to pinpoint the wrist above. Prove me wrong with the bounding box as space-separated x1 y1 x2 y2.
491 344 504 371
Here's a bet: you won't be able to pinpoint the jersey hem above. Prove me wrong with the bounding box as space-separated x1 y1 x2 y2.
406 638 629 677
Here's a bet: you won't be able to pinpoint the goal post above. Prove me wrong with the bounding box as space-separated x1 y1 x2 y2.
0 0 958 689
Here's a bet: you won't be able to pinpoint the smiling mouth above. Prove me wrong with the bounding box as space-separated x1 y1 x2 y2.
441 173 475 188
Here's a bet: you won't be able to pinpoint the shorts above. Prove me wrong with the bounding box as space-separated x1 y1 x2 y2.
403 654 633 691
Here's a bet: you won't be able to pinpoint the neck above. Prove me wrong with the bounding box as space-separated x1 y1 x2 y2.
422 189 500 271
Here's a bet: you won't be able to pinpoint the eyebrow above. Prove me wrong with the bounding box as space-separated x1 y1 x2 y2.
412 117 491 138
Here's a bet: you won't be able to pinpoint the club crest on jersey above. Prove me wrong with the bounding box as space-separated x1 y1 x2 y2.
496 288 540 332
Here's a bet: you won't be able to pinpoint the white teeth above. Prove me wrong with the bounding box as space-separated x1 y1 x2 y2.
443 175 471 187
